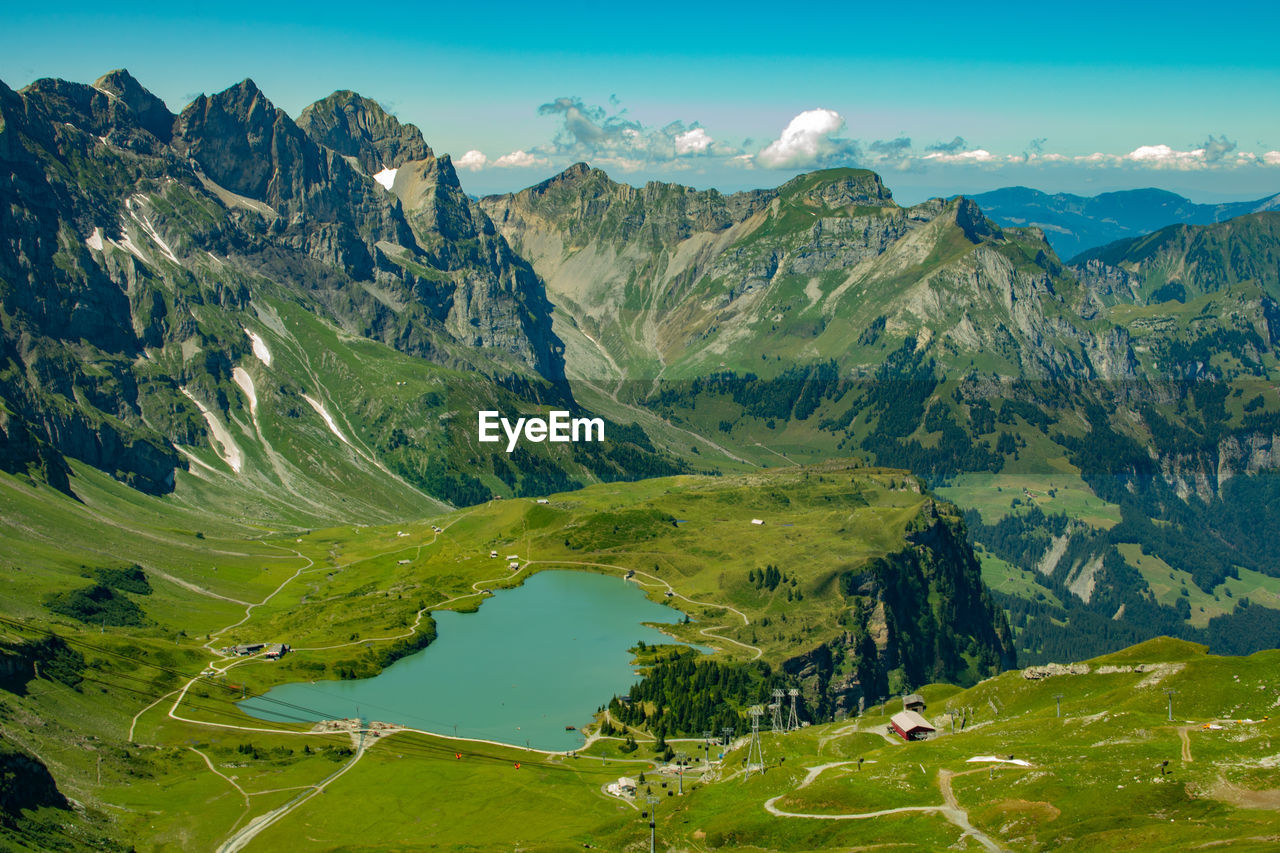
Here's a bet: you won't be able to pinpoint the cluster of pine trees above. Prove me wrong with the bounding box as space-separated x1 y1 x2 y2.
608 653 786 737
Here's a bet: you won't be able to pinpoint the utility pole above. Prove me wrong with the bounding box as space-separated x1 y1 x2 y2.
771 689 785 732
1053 693 1064 718
745 706 765 778
1164 689 1177 722
702 730 713 769
645 794 660 853
787 689 800 732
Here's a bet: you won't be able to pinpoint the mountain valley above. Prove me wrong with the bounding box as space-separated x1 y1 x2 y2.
3 69 1280 851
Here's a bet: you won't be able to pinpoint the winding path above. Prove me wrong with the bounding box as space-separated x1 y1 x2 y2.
215 732 367 853
761 760 1010 852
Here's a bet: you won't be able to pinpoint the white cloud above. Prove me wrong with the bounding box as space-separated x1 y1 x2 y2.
923 148 997 164
456 149 488 171
675 127 713 156
535 97 729 166
1264 151 1280 166
1124 144 1207 168
756 109 853 169
493 150 547 168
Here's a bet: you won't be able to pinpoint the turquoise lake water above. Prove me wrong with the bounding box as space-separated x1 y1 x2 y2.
239 570 702 751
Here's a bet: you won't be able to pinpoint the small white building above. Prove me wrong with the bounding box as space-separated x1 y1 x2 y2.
751 519 765 525
606 776 639 798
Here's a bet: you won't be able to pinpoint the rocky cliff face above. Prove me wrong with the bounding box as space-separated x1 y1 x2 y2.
1154 430 1280 503
297 90 432 175
0 743 69 821
784 503 1016 715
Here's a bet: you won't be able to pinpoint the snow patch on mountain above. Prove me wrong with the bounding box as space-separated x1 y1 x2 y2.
302 393 351 446
245 329 272 366
232 367 257 416
180 387 243 473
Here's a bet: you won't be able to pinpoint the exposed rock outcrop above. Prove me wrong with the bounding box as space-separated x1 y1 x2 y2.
298 90 432 174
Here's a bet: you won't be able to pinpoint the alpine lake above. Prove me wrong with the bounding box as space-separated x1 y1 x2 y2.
240 570 704 751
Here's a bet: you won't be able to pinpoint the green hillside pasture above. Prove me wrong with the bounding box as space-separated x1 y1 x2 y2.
977 548 1063 608
244 733 636 853
213 463 931 688
1119 543 1280 628
0 465 306 636
659 642 1280 851
937 471 1122 528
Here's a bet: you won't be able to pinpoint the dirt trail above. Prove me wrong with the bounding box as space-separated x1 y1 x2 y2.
574 366 754 466
1174 720 1239 763
216 732 366 853
938 768 1007 852
149 567 251 604
1179 726 1194 762
1209 778 1280 810
189 746 250 830
754 441 798 466
761 761 1009 852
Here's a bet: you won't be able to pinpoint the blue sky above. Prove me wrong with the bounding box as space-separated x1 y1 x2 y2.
4 1 1279 202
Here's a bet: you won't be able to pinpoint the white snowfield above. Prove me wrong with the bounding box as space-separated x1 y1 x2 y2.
967 756 1031 767
245 329 272 366
127 197 180 264
232 367 257 416
85 227 105 251
373 167 397 190
116 231 150 264
180 387 243 473
302 393 351 446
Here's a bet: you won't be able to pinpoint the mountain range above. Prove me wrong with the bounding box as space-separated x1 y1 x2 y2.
969 185 1280 260
6 70 1280 662
6 68 1280 852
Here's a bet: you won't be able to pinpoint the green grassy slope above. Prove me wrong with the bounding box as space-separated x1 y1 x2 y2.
0 459 1010 850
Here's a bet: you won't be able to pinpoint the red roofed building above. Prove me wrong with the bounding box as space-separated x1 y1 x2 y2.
890 710 936 741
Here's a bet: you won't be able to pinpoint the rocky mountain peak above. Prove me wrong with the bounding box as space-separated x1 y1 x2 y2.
173 78 311 202
954 195 1000 243
297 90 432 175
18 75 169 151
92 69 173 143
779 168 894 208
521 161 612 199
